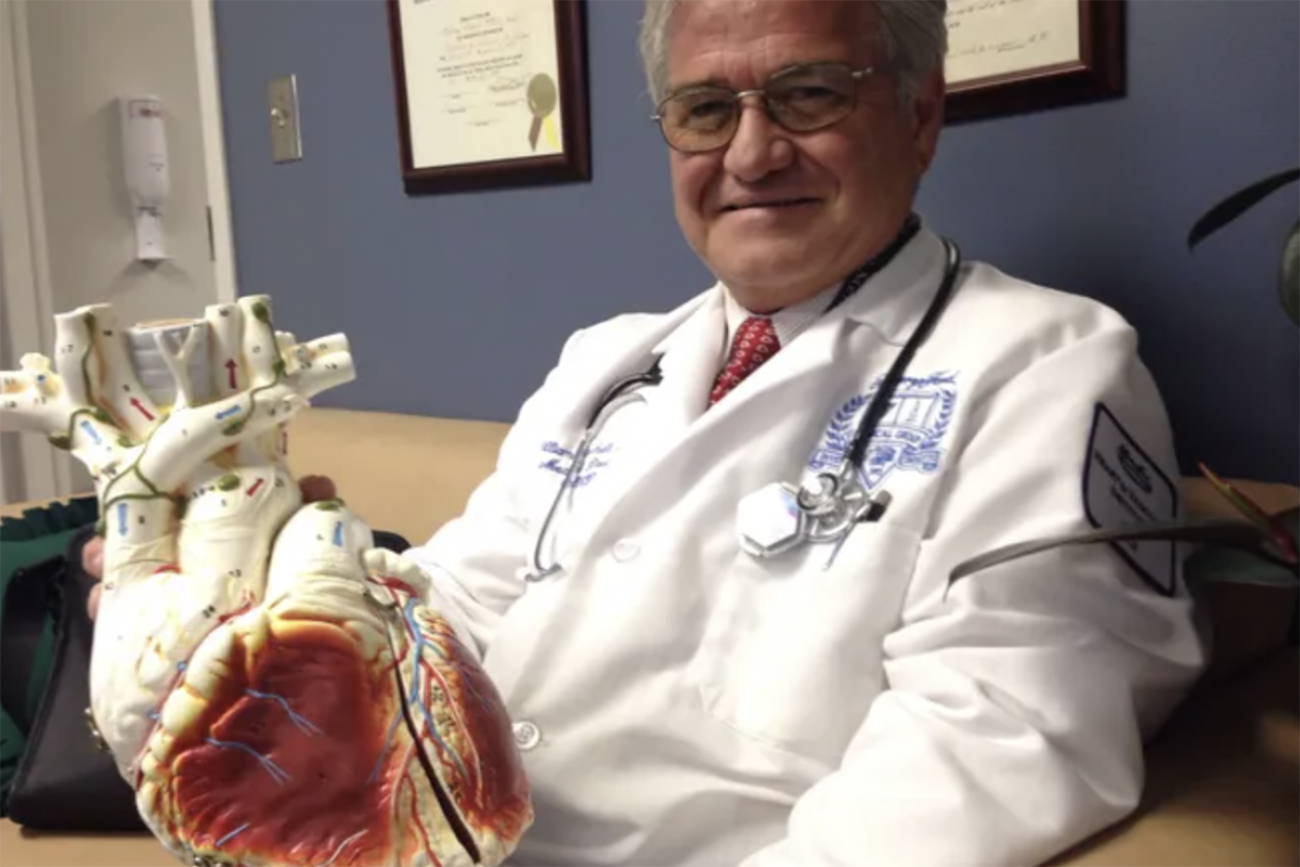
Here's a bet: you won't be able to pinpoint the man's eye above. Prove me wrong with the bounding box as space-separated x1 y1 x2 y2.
686 100 731 120
784 86 841 103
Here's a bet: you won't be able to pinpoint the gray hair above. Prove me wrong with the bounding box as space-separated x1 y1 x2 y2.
638 0 949 107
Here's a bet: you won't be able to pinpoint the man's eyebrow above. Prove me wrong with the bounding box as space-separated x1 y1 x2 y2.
663 75 733 95
665 59 852 95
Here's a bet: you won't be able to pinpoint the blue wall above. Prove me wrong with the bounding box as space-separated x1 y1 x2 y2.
214 0 1299 484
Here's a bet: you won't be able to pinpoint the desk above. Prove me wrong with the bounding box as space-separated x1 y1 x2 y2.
2 480 1296 867
0 820 169 867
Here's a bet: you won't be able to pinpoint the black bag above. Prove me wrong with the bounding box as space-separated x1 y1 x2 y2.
4 525 144 830
3 522 411 831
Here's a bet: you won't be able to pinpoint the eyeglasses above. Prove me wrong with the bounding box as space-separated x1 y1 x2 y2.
651 62 889 154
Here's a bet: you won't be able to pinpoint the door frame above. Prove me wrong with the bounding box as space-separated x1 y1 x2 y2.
193 0 239 307
0 0 237 503
1 0 67 502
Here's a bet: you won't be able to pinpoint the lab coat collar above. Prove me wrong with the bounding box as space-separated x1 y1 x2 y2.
548 291 711 438
660 218 949 358
837 221 952 347
642 220 951 417
576 223 952 547
646 289 727 431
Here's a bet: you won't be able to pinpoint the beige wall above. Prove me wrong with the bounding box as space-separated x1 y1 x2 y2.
22 0 217 324
1 0 220 504
0 245 26 507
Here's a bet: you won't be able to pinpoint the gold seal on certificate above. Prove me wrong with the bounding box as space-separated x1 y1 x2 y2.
388 0 592 194
527 73 559 151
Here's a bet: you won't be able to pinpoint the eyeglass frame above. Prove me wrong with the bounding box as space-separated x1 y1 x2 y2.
649 60 895 154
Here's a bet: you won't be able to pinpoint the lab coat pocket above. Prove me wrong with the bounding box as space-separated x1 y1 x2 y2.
695 522 922 760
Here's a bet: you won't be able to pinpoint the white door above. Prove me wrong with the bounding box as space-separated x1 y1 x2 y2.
0 0 237 506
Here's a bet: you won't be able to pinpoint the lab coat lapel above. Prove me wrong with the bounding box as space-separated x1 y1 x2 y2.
627 224 947 436
640 288 727 439
713 226 952 409
546 293 712 439
575 294 855 556
575 225 954 551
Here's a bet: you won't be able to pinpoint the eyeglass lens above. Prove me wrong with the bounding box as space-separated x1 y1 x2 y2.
658 64 861 153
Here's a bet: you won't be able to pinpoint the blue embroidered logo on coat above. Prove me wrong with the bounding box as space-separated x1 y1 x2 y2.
808 372 958 490
539 441 614 488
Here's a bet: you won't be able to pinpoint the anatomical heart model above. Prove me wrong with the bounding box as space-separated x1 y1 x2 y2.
0 297 532 867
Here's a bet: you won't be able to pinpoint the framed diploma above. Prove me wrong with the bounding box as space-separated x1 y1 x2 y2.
386 0 591 194
943 0 1125 124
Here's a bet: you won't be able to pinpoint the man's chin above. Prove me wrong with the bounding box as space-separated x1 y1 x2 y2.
707 245 830 309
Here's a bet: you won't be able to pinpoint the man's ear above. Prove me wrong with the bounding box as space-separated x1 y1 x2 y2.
910 71 946 175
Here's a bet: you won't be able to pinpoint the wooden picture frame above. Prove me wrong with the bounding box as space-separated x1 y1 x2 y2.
386 0 591 195
943 0 1125 124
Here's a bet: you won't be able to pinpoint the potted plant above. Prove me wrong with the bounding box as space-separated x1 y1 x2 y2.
1188 166 1298 327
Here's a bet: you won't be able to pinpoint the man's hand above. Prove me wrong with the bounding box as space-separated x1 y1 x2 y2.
83 474 339 619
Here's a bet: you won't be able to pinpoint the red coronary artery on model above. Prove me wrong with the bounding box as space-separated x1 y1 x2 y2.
138 561 531 867
134 553 530 863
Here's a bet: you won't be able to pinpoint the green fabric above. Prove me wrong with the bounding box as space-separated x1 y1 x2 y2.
0 496 98 811
0 498 98 543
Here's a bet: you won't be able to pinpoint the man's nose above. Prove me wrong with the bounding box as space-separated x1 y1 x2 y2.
722 99 794 182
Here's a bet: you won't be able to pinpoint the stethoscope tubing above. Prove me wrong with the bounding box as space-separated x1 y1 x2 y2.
840 238 962 474
527 238 962 579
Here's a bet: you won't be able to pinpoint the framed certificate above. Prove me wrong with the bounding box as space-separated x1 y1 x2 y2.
386 0 591 194
943 0 1125 124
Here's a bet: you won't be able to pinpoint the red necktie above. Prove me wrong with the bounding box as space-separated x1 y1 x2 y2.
709 316 780 406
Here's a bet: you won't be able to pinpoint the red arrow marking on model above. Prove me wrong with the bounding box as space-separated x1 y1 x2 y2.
225 359 238 389
129 398 155 421
247 478 265 496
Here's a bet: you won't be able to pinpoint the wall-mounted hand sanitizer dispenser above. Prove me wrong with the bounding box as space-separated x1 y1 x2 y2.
119 96 169 261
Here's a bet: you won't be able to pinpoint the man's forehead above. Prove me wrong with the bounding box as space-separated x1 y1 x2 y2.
665 0 877 87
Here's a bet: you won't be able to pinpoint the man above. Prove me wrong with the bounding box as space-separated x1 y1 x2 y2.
88 0 1207 864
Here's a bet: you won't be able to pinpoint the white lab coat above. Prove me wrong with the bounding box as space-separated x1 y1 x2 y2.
405 224 1208 867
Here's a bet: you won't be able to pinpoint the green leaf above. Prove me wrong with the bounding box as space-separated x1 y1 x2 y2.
1282 219 1299 326
947 517 1297 588
1187 167 1300 250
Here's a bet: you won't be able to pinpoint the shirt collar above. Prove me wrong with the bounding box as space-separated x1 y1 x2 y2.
721 281 840 350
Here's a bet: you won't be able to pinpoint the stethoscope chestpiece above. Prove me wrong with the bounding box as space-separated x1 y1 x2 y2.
798 471 867 544
795 472 841 517
739 467 893 565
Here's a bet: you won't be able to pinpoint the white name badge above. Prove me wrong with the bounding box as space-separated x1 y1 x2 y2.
1083 404 1179 595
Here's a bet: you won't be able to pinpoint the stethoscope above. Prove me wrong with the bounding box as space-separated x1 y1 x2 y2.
527 238 962 581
